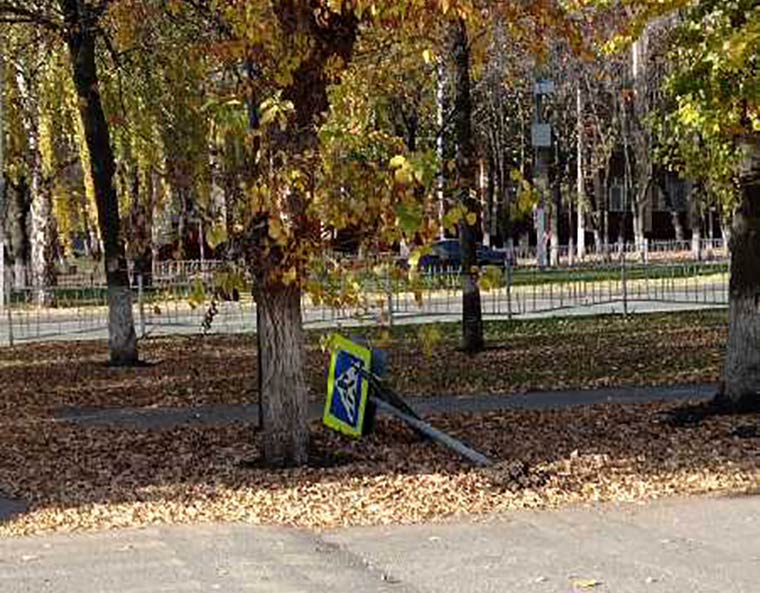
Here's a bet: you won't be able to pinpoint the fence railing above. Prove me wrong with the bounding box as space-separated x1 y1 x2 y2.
506 238 727 267
0 259 730 346
45 239 729 288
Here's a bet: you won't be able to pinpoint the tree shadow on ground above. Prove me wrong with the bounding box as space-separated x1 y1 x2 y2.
663 389 760 427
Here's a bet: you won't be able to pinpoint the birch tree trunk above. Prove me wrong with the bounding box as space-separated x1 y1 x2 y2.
14 63 55 305
8 180 30 288
576 86 586 260
632 198 645 254
60 0 138 365
549 197 560 267
436 58 447 240
723 135 760 409
689 188 702 260
671 211 685 241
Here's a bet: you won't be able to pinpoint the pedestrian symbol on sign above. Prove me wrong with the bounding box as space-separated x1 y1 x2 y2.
335 359 361 424
324 335 372 437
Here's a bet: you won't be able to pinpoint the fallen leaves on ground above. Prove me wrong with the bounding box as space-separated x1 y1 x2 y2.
2 399 760 537
0 311 726 419
0 310 740 536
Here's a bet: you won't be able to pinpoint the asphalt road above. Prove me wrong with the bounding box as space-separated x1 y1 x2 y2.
2 495 760 592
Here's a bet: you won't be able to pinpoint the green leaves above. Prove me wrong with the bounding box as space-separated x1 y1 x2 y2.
206 223 228 250
648 1 758 211
395 201 424 235
260 94 295 131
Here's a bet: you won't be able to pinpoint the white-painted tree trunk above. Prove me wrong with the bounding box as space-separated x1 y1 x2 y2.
723 135 760 407
632 199 646 257
107 284 138 366
576 85 586 260
549 202 559 267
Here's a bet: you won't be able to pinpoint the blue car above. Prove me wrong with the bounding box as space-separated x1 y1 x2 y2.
417 240 507 270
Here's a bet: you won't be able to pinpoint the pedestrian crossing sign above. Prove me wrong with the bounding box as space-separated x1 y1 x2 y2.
324 335 372 438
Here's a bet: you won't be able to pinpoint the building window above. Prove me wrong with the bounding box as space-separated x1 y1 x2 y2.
609 182 626 212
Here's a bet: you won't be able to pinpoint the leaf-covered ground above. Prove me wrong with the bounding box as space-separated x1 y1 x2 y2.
2 403 759 537
0 311 726 419
2 310 749 537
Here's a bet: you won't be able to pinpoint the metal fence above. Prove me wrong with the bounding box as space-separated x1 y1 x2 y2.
43 239 729 288
511 238 727 266
0 258 730 346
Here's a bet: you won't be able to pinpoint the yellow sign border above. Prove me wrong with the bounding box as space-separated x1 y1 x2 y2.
323 335 372 438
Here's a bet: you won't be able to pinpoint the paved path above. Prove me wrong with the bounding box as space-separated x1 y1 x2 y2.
55 383 716 430
2 495 760 592
2 297 726 344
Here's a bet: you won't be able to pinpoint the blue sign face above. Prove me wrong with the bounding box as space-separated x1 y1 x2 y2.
324 335 372 438
329 351 365 430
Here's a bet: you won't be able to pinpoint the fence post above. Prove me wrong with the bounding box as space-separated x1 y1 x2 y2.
506 259 513 320
385 265 394 327
138 273 146 339
4 266 12 347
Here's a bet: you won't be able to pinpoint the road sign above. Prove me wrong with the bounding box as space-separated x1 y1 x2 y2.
534 80 555 95
324 335 372 437
531 123 552 148
323 335 492 465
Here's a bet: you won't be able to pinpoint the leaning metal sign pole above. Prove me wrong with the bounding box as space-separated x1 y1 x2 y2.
323 334 492 466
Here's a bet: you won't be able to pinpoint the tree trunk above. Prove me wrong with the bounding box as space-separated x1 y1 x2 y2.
479 159 490 247
486 156 497 245
29 180 56 305
252 1 357 466
632 198 645 255
14 63 55 304
8 179 30 288
436 58 447 240
61 0 137 365
576 85 586 260
550 170 561 267
689 189 702 260
671 211 685 241
449 17 483 353
549 200 559 267
256 282 309 465
577 197 586 260
723 135 760 408
79 192 99 260
720 213 732 248
595 169 610 259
